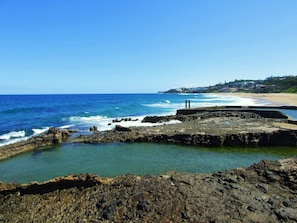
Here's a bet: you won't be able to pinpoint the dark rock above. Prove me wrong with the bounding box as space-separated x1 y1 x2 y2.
101 206 114 220
113 117 138 123
137 199 151 212
283 200 294 207
89 126 98 132
247 205 257 212
181 211 189 219
256 183 268 193
115 125 132 132
264 170 278 182
96 197 107 209
275 208 297 221
116 199 123 206
268 196 281 206
142 116 168 123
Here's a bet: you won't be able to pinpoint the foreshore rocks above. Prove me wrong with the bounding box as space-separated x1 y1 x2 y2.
0 127 74 161
1 158 296 222
72 110 297 147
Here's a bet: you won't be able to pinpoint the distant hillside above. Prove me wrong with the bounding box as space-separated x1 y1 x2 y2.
161 75 297 94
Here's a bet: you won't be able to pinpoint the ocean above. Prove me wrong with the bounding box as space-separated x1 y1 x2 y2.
2 93 297 183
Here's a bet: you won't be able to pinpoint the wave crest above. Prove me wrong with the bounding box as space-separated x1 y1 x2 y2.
0 130 25 141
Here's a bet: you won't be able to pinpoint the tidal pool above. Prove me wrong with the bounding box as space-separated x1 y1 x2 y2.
0 142 296 183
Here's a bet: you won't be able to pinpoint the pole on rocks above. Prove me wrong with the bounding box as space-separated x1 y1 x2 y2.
185 100 191 109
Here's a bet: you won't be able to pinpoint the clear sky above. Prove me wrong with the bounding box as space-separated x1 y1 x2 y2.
0 0 296 94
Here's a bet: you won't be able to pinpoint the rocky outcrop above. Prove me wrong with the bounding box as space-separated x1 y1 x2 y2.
176 106 296 119
0 174 111 196
112 117 139 123
89 126 98 132
1 158 296 222
72 113 297 147
47 127 71 143
115 125 132 132
142 115 175 123
0 128 74 161
133 130 297 146
142 109 283 123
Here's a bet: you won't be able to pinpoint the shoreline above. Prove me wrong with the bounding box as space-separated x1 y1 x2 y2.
1 105 297 161
216 92 297 106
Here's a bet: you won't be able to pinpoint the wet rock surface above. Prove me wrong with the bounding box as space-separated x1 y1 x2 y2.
0 158 296 222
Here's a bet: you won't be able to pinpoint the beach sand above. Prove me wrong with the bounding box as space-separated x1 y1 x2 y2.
218 93 297 106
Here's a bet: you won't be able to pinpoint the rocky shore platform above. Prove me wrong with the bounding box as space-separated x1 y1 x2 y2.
71 106 297 147
1 158 297 222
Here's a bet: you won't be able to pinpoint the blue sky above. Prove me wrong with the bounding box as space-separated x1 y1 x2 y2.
0 0 296 94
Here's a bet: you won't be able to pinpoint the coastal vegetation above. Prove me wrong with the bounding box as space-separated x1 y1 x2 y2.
161 75 297 94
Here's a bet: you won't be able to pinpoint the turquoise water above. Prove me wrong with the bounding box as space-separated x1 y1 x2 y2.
1 142 296 183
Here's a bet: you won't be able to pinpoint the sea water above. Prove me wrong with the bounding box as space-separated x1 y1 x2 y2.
0 93 296 183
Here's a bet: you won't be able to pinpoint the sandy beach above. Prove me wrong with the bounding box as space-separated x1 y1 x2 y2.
218 93 297 106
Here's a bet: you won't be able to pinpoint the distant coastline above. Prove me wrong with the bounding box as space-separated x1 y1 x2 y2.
160 75 297 94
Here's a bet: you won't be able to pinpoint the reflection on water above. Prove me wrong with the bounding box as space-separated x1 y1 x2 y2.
0 142 296 183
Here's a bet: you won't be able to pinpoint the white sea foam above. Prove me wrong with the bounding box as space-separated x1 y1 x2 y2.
59 125 75 129
144 94 270 113
202 94 270 106
0 130 25 141
142 102 183 111
70 115 110 124
69 115 114 131
108 117 181 129
69 114 182 132
0 130 28 146
32 127 50 136
0 127 53 147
